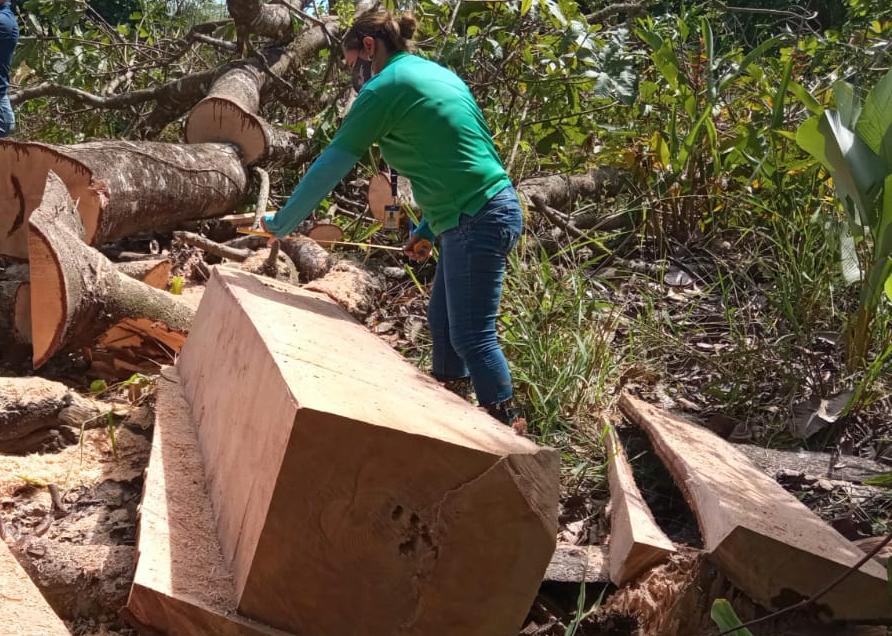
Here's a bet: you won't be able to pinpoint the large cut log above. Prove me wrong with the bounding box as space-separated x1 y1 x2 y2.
0 139 248 260
28 172 194 368
619 394 890 621
0 376 105 453
605 425 675 585
0 540 69 635
171 267 559 636
184 22 336 165
126 367 289 635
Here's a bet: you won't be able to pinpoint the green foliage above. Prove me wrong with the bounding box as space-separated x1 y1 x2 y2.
89 378 109 394
795 68 892 369
710 599 753 636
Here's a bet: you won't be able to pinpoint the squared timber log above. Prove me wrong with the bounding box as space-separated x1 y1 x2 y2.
126 366 289 635
605 425 675 585
176 267 560 636
0 540 69 635
619 394 890 622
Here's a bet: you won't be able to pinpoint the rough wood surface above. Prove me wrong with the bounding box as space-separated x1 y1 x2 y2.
27 172 194 368
304 259 382 319
619 394 890 621
0 377 104 453
543 543 609 583
227 234 331 281
176 267 559 636
239 247 299 284
606 426 675 585
0 262 31 345
126 367 289 636
0 539 69 635
115 257 172 289
1 140 248 260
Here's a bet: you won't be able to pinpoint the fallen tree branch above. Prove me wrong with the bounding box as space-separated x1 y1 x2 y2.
174 231 252 261
253 167 271 225
587 2 648 24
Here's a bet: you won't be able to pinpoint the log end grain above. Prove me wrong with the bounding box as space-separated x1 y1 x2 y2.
185 98 267 165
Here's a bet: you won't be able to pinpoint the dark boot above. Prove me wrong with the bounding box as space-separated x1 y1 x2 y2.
484 398 528 435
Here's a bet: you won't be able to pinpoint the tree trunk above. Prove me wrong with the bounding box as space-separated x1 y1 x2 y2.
229 233 332 281
1 140 248 260
114 257 173 290
0 376 105 453
227 0 292 40
27 172 195 368
184 19 337 165
517 167 630 211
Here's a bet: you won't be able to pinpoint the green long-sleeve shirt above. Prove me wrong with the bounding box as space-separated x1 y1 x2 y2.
264 51 511 239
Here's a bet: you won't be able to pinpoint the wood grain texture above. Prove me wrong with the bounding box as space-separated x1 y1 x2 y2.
177 266 560 636
0 540 69 635
126 366 290 636
605 425 675 585
619 394 890 621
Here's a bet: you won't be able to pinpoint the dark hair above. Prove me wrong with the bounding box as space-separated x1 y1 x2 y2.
343 8 417 53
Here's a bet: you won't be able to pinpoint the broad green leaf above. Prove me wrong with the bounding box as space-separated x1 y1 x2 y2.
861 174 892 308
710 599 753 636
886 271 892 302
833 81 862 129
700 17 715 101
788 81 823 115
796 112 884 227
652 44 680 90
520 0 532 17
678 110 710 167
855 68 892 170
650 132 671 169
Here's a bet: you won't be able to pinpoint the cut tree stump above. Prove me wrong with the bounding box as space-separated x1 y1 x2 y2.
0 139 247 260
126 367 290 635
605 425 675 585
0 376 104 454
0 540 69 635
619 394 891 621
27 171 194 368
174 267 559 636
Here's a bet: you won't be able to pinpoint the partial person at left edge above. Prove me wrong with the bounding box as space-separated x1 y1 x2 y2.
0 0 18 138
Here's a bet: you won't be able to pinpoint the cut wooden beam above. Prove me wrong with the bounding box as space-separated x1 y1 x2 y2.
619 394 890 621
126 367 290 635
176 267 559 636
605 425 675 585
0 540 69 635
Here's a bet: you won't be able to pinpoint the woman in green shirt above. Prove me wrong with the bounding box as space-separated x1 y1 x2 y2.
262 9 525 432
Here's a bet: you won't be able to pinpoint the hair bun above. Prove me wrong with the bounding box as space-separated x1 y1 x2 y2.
398 13 417 40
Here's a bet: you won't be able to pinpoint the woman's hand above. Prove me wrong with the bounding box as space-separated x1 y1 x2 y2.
259 214 279 247
403 234 432 261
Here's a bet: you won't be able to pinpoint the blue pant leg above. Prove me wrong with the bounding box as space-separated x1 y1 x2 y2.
428 243 469 381
0 94 14 138
440 189 522 406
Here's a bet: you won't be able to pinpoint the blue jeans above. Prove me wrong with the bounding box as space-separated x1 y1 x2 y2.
428 185 523 406
0 94 14 138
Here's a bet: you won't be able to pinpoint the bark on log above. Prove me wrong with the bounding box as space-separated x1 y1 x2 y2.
115 258 173 290
240 247 299 284
228 234 331 281
27 172 194 368
0 377 105 454
227 0 292 40
184 19 337 165
175 230 253 261
0 263 30 345
304 259 383 320
517 168 630 211
1 140 248 260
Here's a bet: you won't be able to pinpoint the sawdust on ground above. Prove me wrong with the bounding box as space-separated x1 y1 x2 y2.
0 427 149 500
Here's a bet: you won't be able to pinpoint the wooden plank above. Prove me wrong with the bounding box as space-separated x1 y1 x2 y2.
0 539 69 635
619 394 890 621
605 426 675 585
126 366 290 636
176 267 560 636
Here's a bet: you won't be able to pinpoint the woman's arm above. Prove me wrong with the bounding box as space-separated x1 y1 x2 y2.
264 88 393 238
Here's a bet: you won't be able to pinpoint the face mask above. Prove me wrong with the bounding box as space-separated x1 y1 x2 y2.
351 57 373 92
